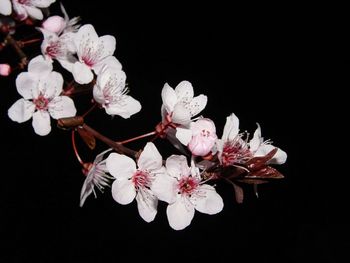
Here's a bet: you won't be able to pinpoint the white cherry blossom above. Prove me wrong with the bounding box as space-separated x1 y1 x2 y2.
152 155 223 230
93 66 141 118
106 142 166 222
11 0 56 21
0 0 11 15
8 55 76 136
72 24 122 84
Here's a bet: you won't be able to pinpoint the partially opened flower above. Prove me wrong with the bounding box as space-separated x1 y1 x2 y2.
8 55 76 136
0 0 11 15
152 155 223 230
249 123 287 164
93 66 141 118
106 142 166 222
72 24 121 84
11 0 56 21
161 81 207 125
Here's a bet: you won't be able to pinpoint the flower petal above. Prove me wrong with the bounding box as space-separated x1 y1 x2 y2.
111 179 136 205
105 95 141 119
171 103 191 125
32 110 51 136
48 96 76 119
175 81 194 101
72 62 93 84
166 155 190 179
23 5 43 20
249 123 262 152
106 153 136 179
98 35 116 59
16 72 37 99
0 0 12 16
92 56 122 74
152 174 177 204
161 83 177 114
39 71 64 98
255 144 287 165
28 55 53 77
222 113 239 141
79 175 94 207
166 198 195 230
175 127 192 145
31 0 56 8
12 2 28 21
188 94 207 117
74 24 99 59
8 99 35 123
193 184 224 215
136 190 158 222
137 142 163 171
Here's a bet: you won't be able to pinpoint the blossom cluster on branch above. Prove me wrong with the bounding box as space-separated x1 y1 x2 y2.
1 0 287 230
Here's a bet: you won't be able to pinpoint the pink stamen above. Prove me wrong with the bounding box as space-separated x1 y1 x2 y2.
33 95 49 110
222 139 252 167
132 170 151 189
178 176 199 196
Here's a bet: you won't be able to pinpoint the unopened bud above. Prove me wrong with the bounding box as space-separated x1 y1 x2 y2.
0 63 11 76
42 16 66 34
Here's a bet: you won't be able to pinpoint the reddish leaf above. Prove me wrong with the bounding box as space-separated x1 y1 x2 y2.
245 166 284 179
246 148 278 171
77 127 96 150
232 183 244 203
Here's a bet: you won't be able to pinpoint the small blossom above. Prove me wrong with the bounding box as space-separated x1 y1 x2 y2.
106 142 166 222
152 155 223 230
0 63 11 76
8 55 76 136
0 0 11 16
11 0 56 21
93 66 141 118
80 149 114 207
42 15 66 34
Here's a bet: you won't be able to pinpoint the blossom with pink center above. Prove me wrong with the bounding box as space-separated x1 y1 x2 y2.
152 155 223 230
71 24 122 84
0 0 11 15
11 0 56 21
106 142 166 222
0 63 11 76
93 66 141 118
8 55 76 136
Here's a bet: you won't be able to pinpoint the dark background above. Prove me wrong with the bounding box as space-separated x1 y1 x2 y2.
1 1 338 262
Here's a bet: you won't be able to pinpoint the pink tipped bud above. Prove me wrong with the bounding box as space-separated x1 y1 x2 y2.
188 118 217 156
42 16 66 34
0 63 11 76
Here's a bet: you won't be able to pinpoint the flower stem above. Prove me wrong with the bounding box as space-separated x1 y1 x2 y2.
72 130 84 166
17 38 42 47
117 131 157 144
82 103 97 118
4 35 28 68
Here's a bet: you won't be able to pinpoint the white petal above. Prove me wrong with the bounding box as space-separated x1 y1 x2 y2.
12 2 28 21
74 24 99 59
188 94 207 117
32 110 51 136
136 191 158 223
8 99 35 123
175 127 192 145
255 144 288 165
0 0 12 16
92 56 122 74
48 96 76 119
222 113 239 141
171 103 191 125
96 67 125 95
161 83 177 113
28 55 53 77
106 153 136 179
72 62 93 84
166 198 195 230
31 0 55 8
193 185 224 215
105 95 141 119
23 5 43 20
249 123 262 152
166 155 190 179
98 35 116 59
137 142 163 171
39 71 63 98
152 174 177 204
111 179 136 205
16 72 37 99
175 81 194 101
57 58 75 72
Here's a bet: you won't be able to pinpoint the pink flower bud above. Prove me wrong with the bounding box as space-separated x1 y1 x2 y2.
42 16 66 34
188 118 217 156
0 63 11 76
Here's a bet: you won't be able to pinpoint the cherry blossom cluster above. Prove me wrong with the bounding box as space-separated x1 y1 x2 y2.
1 1 287 230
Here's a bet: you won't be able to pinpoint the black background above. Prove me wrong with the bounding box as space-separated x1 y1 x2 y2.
0 1 338 262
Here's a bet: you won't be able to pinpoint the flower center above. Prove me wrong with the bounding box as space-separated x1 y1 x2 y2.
17 0 30 5
46 41 61 59
132 170 151 189
222 139 252 166
33 95 49 110
178 176 199 196
200 129 211 137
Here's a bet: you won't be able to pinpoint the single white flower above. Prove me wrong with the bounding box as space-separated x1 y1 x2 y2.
249 123 287 164
93 66 141 118
216 113 252 167
152 155 223 230
72 24 121 84
80 149 114 207
106 142 166 222
11 0 56 21
8 55 76 136
161 80 207 125
0 0 11 15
